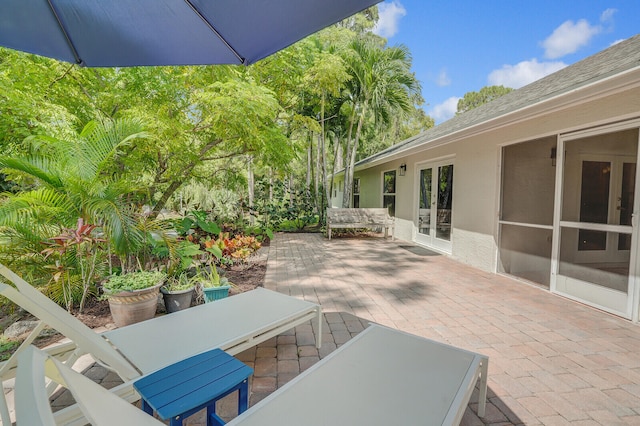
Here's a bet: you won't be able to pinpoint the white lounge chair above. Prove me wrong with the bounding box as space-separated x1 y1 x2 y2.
227 324 488 426
16 345 163 426
0 264 322 425
17 325 488 426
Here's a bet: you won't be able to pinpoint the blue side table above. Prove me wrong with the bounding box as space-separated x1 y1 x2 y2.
134 348 253 426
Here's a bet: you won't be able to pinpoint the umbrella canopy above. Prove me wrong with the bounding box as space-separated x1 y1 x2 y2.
0 0 380 67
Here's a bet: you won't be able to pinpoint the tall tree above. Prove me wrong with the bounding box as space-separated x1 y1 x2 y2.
340 38 421 208
304 51 351 218
456 85 513 115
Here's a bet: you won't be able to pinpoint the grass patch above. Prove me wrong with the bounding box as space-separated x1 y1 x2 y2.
0 335 20 362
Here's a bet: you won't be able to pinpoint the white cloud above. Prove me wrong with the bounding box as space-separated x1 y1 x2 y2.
540 9 616 59
542 19 601 59
429 97 460 123
600 8 617 25
610 38 626 46
436 69 451 87
373 1 407 38
488 59 567 89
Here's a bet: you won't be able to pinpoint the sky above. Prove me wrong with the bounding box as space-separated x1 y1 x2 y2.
371 1 640 124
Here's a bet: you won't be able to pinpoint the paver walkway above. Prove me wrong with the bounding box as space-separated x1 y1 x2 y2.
30 232 640 425
252 232 640 425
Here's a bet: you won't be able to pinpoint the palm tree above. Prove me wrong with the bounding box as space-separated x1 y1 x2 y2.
340 37 421 207
304 50 352 221
0 118 151 272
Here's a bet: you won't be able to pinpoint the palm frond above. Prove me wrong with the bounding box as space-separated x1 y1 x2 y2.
78 119 150 180
0 156 64 188
84 198 144 256
0 188 75 227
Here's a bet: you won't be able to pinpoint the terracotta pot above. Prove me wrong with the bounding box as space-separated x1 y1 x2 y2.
107 283 162 327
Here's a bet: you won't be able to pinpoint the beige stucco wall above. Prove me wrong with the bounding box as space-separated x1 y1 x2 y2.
330 83 640 275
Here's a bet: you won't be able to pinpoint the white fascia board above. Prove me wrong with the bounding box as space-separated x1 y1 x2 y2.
355 66 640 172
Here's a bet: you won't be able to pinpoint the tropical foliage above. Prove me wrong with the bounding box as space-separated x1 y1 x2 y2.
0 6 438 311
456 85 513 114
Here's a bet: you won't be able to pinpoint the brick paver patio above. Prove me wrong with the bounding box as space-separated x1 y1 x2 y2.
28 232 640 425
249 232 640 425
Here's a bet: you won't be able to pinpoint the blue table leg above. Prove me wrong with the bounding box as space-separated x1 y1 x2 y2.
238 379 249 413
141 399 153 416
208 403 225 426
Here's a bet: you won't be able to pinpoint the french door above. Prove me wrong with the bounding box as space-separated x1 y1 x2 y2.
416 161 454 253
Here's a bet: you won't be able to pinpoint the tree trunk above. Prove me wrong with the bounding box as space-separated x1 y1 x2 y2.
321 103 329 222
150 139 221 216
343 104 368 209
269 168 273 201
151 180 182 217
247 155 255 225
329 133 341 209
317 131 324 220
289 174 294 204
306 132 312 188
342 107 357 208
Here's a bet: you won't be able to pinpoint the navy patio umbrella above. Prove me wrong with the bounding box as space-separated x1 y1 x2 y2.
0 0 380 67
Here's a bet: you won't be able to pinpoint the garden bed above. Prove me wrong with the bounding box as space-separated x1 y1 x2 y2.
0 260 267 360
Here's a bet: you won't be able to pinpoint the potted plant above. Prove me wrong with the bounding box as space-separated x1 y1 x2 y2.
199 265 232 303
161 272 196 313
102 270 166 327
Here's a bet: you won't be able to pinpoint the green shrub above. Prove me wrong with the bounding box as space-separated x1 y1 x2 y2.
102 271 166 294
0 336 20 362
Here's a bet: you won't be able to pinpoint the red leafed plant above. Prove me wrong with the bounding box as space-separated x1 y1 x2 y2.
202 233 261 266
41 218 106 312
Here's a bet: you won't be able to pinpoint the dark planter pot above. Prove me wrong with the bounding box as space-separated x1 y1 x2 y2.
161 287 195 313
202 285 231 303
107 283 162 327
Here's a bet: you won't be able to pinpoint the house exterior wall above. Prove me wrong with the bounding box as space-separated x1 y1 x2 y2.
331 83 640 275
330 178 343 208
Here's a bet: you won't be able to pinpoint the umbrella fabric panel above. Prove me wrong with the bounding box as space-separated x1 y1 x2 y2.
0 0 381 67
191 0 380 65
0 0 78 63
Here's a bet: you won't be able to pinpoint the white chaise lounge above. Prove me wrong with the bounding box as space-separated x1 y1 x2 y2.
0 264 321 425
16 325 488 426
16 346 163 426
227 324 488 426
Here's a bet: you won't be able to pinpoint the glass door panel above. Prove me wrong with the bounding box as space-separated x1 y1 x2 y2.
436 165 454 241
618 162 635 250
415 161 454 252
418 168 432 236
578 161 610 251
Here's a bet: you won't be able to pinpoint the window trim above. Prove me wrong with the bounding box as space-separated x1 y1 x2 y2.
353 177 360 208
382 169 397 216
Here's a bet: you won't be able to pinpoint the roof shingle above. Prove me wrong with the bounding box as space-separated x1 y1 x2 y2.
357 34 640 167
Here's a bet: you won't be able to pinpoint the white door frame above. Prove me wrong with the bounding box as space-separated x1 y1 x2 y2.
414 158 455 254
551 120 640 321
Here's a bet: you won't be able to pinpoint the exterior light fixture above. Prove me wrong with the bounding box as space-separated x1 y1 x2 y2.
550 147 557 166
399 163 407 176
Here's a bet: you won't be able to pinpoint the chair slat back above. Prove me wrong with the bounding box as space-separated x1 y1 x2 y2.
0 264 139 380
16 346 162 426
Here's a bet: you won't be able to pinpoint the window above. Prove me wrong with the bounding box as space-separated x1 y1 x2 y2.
353 178 360 208
383 170 396 216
